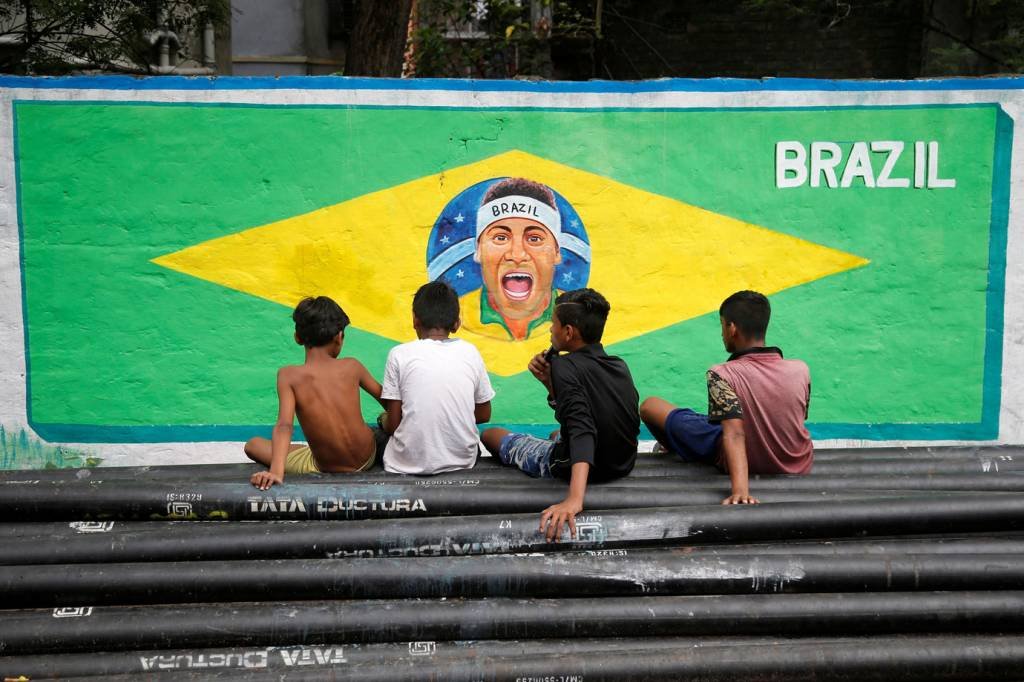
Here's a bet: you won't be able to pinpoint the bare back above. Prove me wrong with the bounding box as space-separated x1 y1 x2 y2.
281 358 374 472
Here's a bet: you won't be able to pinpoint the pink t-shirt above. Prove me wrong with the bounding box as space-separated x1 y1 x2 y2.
708 348 813 475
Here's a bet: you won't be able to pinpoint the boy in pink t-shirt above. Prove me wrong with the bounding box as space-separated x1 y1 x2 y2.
640 290 813 505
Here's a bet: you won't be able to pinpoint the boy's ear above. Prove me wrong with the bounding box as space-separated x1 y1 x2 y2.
294 332 303 346
452 317 462 333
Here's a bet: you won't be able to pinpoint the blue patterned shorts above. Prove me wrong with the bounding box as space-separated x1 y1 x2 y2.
497 432 560 478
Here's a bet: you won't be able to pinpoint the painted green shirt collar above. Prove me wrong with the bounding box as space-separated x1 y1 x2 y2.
479 287 558 337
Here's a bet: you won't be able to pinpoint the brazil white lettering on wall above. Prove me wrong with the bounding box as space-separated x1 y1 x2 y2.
775 141 956 189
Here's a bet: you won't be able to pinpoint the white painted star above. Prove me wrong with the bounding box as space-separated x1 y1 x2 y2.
562 272 574 283
440 235 451 245
454 213 465 223
570 219 579 228
456 269 465 278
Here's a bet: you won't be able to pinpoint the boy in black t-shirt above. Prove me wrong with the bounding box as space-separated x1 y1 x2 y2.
482 288 640 541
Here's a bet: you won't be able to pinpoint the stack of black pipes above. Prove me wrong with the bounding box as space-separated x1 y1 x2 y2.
1 446 1024 680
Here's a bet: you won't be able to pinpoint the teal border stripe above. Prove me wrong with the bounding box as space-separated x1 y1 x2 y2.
15 99 1012 443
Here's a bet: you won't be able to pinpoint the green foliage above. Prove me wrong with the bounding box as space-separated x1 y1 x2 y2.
0 425 100 469
977 0 1024 71
412 0 598 78
742 0 1023 74
0 0 230 74
739 0 896 30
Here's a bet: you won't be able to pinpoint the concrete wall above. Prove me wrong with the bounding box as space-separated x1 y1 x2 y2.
230 0 341 76
0 76 1020 468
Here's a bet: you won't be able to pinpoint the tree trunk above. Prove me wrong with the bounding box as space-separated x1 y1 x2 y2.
345 0 415 77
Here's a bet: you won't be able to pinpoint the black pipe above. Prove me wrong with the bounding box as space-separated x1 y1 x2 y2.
4 463 1024 496
2 591 1023 655
628 459 1024 477
3 473 1023 502
5 522 1024 558
680 533 1024 556
7 635 1024 680
622 473 1024 492
0 479 931 521
5 551 1024 607
2 495 1023 565
0 637 780 678
1 444 1020 482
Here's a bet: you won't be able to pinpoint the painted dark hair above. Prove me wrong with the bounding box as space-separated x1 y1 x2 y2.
719 290 771 339
554 288 610 344
293 296 349 348
482 177 557 210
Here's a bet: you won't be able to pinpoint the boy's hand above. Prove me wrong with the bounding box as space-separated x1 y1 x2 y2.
528 352 553 391
251 470 283 490
540 497 583 541
721 492 759 505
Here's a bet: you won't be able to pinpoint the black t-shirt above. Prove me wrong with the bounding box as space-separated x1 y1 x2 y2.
547 344 640 482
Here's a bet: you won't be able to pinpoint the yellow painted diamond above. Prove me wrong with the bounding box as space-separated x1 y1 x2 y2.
154 150 867 376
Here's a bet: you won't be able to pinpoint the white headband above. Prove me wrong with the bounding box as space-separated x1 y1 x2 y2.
476 195 562 241
425 193 593 281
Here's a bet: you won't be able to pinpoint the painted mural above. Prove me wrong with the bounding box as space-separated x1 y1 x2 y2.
0 76 1021 468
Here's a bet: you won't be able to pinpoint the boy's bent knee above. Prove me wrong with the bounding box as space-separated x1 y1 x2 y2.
244 437 268 462
640 396 669 422
480 428 509 457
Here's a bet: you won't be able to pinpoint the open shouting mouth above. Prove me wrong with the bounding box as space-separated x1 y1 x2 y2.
501 271 534 301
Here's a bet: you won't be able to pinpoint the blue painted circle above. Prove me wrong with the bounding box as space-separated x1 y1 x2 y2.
426 177 590 296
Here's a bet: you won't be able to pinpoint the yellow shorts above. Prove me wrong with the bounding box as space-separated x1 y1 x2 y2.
283 444 377 474
284 446 320 474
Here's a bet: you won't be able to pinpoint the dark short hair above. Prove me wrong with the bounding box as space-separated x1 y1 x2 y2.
554 288 610 344
482 177 557 210
719 290 770 339
414 281 460 332
293 296 349 348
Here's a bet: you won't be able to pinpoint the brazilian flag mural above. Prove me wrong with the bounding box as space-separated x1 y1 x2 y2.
4 77 1014 449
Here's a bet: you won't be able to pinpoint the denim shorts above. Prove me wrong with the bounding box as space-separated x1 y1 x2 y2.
664 408 722 463
497 432 560 478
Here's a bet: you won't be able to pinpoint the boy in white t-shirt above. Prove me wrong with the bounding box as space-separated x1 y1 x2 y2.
380 281 495 474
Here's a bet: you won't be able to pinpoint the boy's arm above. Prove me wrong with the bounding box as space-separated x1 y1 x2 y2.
383 399 402 435
528 351 554 395
474 350 496 425
355 361 386 408
719 418 757 504
543 359 598 538
251 369 295 490
552 360 598 473
379 349 402 434
707 369 758 505
540 461 589 541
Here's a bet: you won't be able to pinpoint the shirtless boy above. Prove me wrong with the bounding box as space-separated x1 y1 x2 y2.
246 296 386 489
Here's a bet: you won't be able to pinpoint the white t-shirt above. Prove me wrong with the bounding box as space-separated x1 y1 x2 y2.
380 338 496 474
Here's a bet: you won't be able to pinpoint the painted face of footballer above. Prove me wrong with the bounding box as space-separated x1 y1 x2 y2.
477 217 562 327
